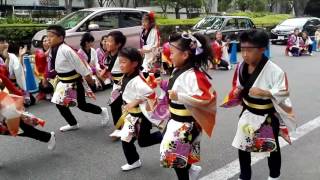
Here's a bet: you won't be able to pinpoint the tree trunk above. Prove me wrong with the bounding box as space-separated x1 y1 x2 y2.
175 7 180 19
106 0 116 7
84 0 95 8
186 8 190 18
65 0 72 14
160 5 168 17
293 0 310 16
133 0 138 8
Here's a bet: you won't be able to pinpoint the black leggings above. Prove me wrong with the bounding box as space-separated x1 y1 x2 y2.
110 94 123 127
174 164 191 180
56 81 102 126
218 59 230 70
18 120 51 142
122 116 162 164
239 117 281 180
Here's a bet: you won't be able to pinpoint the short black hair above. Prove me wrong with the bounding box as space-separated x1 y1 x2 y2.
0 34 7 42
47 25 66 38
119 47 143 68
239 29 269 48
80 32 95 48
106 31 126 50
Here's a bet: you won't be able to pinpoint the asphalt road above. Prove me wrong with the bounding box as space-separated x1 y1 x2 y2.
1 44 320 180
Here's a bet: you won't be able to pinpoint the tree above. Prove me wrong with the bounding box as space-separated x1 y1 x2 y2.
202 0 211 14
235 0 251 11
218 0 233 12
105 0 116 7
250 0 266 12
119 0 130 7
158 0 170 17
184 0 202 18
97 0 107 7
65 0 73 14
170 0 183 19
270 0 293 14
293 0 311 16
84 0 95 8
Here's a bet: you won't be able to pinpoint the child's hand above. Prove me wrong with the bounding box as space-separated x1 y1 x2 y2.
19 46 27 57
249 87 271 98
168 90 178 101
233 87 242 97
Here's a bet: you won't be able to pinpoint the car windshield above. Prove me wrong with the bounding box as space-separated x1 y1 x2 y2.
57 11 93 30
279 18 308 27
194 17 224 30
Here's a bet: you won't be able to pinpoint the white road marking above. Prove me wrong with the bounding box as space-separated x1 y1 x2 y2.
200 116 320 180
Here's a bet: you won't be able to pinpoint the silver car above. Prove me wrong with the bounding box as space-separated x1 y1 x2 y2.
270 17 320 44
32 7 148 50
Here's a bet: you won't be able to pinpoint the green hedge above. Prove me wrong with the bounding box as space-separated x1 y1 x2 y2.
0 24 48 54
156 12 292 27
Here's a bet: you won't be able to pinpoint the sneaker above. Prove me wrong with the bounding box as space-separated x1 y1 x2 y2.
288 52 293 57
45 94 52 100
189 164 202 180
309 53 313 56
227 65 232 70
109 129 121 141
268 176 280 180
59 124 80 132
47 132 56 150
121 159 142 171
101 107 110 126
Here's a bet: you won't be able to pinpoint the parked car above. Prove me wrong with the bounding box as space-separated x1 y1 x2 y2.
191 16 256 41
32 7 148 51
270 17 320 44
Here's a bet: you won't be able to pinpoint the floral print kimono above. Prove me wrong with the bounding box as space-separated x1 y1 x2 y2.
160 66 216 168
222 56 295 154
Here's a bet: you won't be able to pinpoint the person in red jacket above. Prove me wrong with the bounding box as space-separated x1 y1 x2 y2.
211 31 231 70
35 35 54 101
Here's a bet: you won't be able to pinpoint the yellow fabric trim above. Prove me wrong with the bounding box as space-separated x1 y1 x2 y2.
112 76 122 81
115 111 128 129
57 73 81 81
243 99 273 110
169 106 192 116
128 107 142 114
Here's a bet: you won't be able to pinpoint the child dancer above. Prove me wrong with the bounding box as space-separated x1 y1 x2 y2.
47 25 109 132
115 47 163 171
0 74 55 151
224 29 295 180
103 31 127 134
160 32 217 180
78 32 103 91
